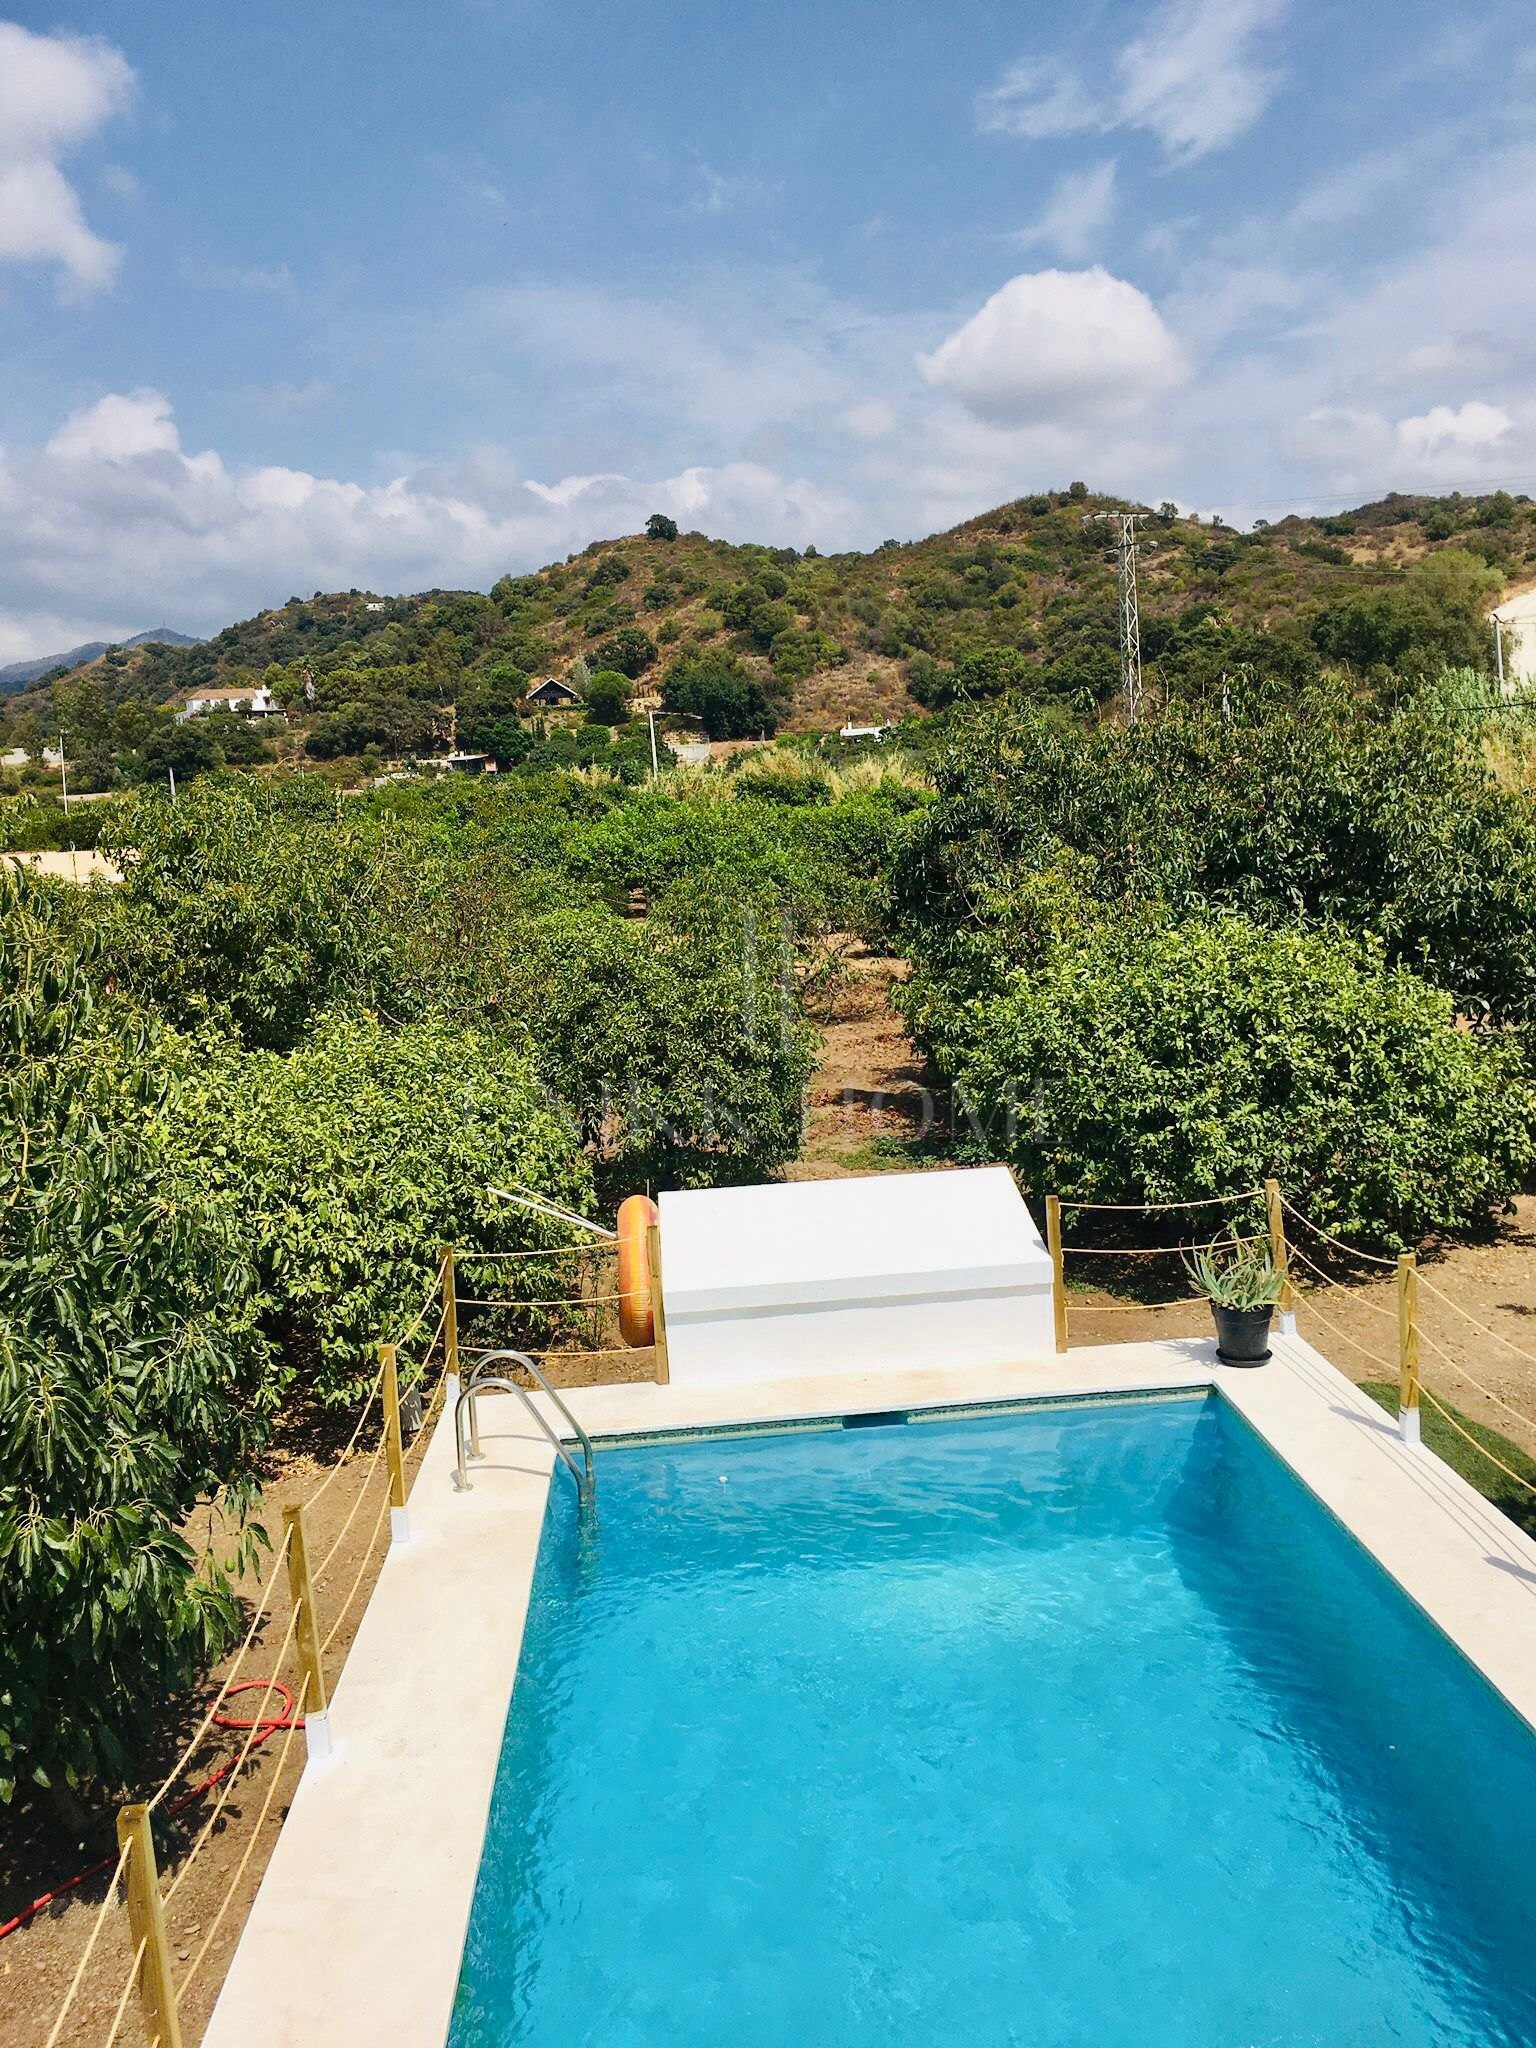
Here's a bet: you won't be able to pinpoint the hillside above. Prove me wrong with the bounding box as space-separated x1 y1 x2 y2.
2 483 1527 781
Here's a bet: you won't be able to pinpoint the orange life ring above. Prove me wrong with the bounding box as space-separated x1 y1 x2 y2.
617 1194 659 1348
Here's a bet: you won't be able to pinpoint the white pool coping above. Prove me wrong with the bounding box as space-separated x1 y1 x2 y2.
200 1333 1536 2048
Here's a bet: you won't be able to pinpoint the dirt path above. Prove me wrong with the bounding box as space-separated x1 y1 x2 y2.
787 944 944 1180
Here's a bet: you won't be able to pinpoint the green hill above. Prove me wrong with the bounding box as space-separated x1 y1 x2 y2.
3 483 1528 784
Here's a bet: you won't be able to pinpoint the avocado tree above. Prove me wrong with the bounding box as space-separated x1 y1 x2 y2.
178 1010 596 1403
0 867 274 1799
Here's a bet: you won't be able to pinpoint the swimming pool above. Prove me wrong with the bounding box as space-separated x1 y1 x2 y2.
448 1394 1536 2047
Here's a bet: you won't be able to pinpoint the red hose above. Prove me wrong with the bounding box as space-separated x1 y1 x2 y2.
0 1680 298 1942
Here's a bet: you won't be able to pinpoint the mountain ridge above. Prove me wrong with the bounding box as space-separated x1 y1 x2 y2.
0 627 202 696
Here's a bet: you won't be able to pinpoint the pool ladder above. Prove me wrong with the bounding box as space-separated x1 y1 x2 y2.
452 1351 596 1506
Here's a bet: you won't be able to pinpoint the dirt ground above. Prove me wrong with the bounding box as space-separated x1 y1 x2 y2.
9 943 1536 2045
3 1394 449 2048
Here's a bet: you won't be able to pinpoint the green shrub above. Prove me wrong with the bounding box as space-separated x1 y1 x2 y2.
180 1011 594 1403
0 868 274 1797
583 669 631 726
595 626 657 678
769 628 840 681
892 695 1536 1023
662 650 788 739
99 777 391 1050
485 905 816 1193
0 793 109 852
913 912 1534 1243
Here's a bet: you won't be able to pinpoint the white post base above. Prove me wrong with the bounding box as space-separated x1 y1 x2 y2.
390 1504 412 1546
1278 1310 1297 1337
1399 1406 1422 1447
304 1709 334 1764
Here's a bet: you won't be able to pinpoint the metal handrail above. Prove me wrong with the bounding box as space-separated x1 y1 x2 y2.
453 1350 596 1505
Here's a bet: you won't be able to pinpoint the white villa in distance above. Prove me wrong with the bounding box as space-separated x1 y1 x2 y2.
1491 588 1536 685
178 685 285 721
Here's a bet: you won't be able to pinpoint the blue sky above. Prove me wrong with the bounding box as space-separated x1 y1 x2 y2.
2 0 1535 654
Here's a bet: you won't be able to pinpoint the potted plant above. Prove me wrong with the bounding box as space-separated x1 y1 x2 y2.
1185 1234 1283 1366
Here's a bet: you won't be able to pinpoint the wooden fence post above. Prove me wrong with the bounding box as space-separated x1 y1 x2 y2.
116 1803 183 2048
647 1222 670 1384
381 1341 410 1545
1264 1179 1295 1332
440 1245 460 1388
1046 1195 1068 1355
283 1503 332 1761
1397 1253 1421 1446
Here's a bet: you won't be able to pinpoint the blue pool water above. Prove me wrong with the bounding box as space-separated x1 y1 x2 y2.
449 1395 1536 2047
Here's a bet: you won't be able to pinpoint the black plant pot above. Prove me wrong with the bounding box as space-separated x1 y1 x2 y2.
1211 1303 1273 1366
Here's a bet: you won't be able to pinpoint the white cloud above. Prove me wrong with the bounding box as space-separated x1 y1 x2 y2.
245 378 339 418
1396 400 1512 458
1285 399 1523 493
1115 0 1287 163
843 399 898 440
1284 406 1395 474
47 389 181 463
975 60 1100 142
917 268 1189 427
0 609 134 668
690 160 775 217
1014 161 1117 260
185 260 297 296
460 279 856 443
0 389 857 654
0 23 134 293
976 0 1286 165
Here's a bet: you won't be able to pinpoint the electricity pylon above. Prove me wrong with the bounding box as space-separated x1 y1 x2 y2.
1084 511 1146 722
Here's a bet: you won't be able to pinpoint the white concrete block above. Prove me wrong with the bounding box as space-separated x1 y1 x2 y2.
658 1166 1055 1384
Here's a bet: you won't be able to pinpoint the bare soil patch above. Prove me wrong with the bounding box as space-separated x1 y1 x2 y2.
787 943 945 1181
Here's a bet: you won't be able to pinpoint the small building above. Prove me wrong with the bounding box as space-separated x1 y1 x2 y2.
411 752 496 776
838 720 892 741
179 685 284 721
1490 590 1536 688
364 601 386 613
524 676 582 710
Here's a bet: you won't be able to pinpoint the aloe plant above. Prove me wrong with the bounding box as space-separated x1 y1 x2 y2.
1185 1233 1284 1311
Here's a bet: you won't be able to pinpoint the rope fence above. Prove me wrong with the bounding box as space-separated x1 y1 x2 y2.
1048 1183 1536 1496
34 1193 1536 2045
31 1251 462 2048
1413 1268 1536 1372
1058 1188 1265 1213
1419 1386 1536 1498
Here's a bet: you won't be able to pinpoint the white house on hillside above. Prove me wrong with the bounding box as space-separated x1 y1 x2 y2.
1491 589 1536 687
179 686 285 721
